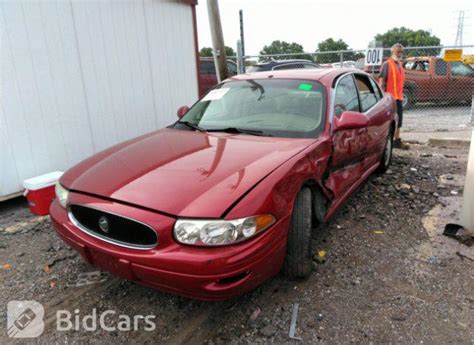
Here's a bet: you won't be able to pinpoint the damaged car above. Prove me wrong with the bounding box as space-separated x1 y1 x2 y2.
50 68 397 300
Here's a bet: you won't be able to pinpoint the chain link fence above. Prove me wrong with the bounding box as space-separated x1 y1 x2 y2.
237 45 474 131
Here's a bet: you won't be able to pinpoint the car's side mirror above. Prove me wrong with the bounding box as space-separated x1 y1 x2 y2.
176 106 189 118
334 111 369 131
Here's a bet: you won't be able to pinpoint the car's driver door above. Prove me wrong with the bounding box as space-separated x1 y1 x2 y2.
325 73 369 199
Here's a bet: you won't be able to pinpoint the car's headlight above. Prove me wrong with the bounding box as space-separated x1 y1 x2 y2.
174 215 275 246
55 182 69 208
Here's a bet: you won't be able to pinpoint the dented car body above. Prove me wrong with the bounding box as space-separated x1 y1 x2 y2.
50 68 397 300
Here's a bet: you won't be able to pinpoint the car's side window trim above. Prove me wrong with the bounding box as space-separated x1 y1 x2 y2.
368 75 383 101
330 72 355 133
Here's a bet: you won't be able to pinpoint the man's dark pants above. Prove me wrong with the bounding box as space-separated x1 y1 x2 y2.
396 100 403 128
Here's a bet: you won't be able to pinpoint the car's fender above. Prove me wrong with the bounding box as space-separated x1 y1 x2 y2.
224 136 332 221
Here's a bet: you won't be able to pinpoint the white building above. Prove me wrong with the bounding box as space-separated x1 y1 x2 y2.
1 0 200 200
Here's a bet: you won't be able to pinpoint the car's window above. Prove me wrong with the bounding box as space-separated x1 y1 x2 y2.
272 63 300 70
334 74 360 117
200 61 215 74
450 62 474 77
405 60 429 71
435 59 448 76
368 76 383 100
303 63 319 69
404 61 414 70
177 79 326 138
421 61 430 71
247 65 266 72
227 62 238 75
354 74 378 112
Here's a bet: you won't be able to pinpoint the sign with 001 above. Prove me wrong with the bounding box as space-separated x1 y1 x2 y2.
365 48 384 66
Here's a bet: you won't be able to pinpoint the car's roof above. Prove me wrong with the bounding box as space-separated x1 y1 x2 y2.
405 56 436 60
253 59 317 66
200 57 236 64
228 68 361 84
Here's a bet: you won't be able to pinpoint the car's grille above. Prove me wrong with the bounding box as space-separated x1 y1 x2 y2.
68 204 158 249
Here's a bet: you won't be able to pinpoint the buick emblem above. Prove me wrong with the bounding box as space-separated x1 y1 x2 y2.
98 216 110 233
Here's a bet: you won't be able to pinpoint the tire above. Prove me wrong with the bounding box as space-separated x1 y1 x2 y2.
402 88 415 110
376 126 394 173
282 187 313 279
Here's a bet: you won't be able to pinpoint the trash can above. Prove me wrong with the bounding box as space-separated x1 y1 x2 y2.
23 171 63 216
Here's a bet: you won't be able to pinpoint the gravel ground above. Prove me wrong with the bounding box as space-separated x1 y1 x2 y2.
404 105 471 133
402 105 472 143
1 145 473 344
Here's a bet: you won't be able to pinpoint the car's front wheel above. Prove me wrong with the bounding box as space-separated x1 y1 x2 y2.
282 187 313 279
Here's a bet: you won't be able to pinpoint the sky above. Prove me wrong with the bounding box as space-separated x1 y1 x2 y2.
196 0 474 56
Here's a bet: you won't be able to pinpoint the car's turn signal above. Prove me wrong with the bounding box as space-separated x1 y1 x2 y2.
55 182 69 208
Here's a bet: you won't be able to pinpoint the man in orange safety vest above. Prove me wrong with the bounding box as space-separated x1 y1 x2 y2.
379 43 408 149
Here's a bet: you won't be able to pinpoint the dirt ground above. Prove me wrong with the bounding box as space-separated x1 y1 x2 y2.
1 144 473 344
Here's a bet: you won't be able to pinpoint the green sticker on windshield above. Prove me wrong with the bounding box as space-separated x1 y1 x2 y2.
298 83 313 91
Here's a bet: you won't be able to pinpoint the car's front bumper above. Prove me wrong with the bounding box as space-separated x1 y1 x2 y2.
50 192 290 301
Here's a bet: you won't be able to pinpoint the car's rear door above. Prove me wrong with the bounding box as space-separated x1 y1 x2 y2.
326 73 368 199
354 73 391 168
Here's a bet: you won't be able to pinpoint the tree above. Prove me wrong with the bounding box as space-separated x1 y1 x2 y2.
374 27 441 56
315 38 359 64
200 46 236 58
259 40 312 62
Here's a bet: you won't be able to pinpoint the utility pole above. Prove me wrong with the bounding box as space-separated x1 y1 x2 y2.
207 0 228 82
239 9 246 72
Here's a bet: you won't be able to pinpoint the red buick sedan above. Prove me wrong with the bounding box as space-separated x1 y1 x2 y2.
50 68 397 300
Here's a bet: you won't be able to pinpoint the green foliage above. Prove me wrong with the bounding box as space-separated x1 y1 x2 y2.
315 38 359 63
374 27 441 57
259 40 313 62
200 47 213 57
200 46 236 58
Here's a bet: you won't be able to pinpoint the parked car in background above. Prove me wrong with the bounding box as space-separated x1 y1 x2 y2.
200 57 238 95
51 68 397 300
332 61 357 68
247 59 320 72
402 57 474 109
364 56 474 109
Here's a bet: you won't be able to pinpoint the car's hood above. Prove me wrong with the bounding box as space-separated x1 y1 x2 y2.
61 128 313 217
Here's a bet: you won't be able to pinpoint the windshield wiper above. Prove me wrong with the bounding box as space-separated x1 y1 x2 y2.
206 127 269 136
177 121 205 132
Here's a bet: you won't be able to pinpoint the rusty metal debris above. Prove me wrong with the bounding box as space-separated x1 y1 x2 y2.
443 223 473 247
289 303 302 341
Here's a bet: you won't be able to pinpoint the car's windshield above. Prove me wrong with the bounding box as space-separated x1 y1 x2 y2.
176 79 326 138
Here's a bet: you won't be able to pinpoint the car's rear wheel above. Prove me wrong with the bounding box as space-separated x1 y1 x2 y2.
282 187 312 279
377 126 394 173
